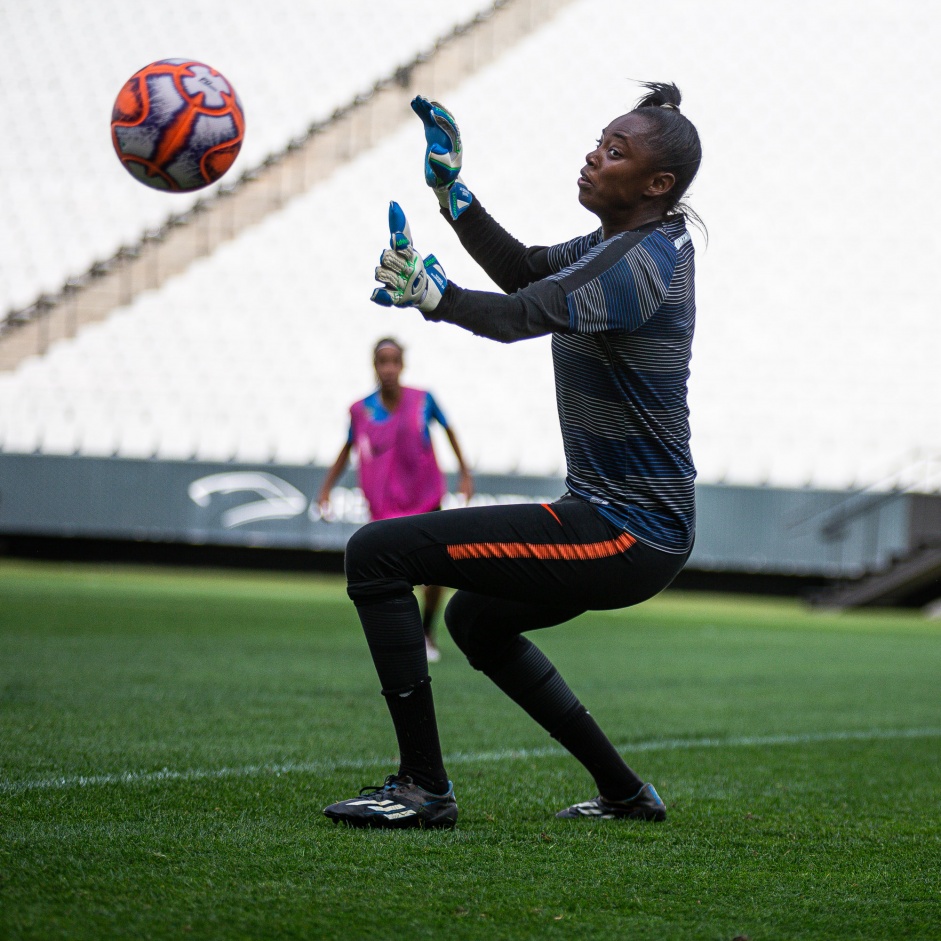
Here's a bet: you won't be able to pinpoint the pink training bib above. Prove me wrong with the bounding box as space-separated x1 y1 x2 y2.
350 387 445 521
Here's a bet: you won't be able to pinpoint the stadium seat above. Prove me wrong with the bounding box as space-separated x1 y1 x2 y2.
0 0 499 319
2 0 940 497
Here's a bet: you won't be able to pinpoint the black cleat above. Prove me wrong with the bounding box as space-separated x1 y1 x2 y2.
324 774 458 829
556 783 667 821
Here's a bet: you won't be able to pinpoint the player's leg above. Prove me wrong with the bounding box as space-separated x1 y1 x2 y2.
326 513 468 828
422 584 444 661
322 570 457 828
445 590 666 820
327 498 686 827
339 499 600 805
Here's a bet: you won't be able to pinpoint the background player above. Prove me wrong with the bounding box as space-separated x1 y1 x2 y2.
324 82 702 829
318 337 474 661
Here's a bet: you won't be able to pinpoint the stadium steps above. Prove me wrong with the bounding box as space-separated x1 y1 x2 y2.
0 0 574 374
812 544 941 610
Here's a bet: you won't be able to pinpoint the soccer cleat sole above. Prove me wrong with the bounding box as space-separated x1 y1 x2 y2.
324 809 457 830
323 777 458 830
556 784 667 821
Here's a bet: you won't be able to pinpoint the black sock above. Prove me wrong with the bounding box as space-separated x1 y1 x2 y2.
480 636 643 798
355 595 448 794
357 594 427 690
479 636 580 729
381 678 449 794
551 706 644 800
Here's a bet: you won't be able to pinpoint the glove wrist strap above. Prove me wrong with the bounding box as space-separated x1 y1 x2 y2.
435 179 474 221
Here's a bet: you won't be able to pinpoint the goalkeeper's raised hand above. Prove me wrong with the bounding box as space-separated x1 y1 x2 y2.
371 202 448 314
411 95 473 220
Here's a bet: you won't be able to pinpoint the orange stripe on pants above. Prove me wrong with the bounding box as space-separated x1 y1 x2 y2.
446 530 636 562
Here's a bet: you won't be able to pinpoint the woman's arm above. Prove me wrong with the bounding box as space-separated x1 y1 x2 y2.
371 206 672 342
426 223 676 342
317 440 353 511
424 277 568 343
412 96 551 294
444 426 474 501
444 200 554 295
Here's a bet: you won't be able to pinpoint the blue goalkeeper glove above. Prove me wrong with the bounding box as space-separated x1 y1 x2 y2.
411 95 473 220
371 201 448 313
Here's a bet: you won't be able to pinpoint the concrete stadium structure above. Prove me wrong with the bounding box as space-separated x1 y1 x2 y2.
1 0 940 604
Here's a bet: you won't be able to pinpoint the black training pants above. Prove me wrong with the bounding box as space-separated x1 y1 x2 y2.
345 494 690 659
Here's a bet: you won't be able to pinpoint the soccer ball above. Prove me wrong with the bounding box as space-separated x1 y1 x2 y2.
111 59 245 192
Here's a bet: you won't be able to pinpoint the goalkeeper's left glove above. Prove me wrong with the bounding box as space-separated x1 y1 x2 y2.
411 95 473 221
370 201 448 314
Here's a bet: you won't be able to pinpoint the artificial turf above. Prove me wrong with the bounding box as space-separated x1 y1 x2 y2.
1 560 939 940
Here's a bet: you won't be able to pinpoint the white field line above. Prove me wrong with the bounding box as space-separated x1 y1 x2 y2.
3 727 939 796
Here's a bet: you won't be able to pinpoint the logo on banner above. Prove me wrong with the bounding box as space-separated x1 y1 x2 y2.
188 472 308 528
188 471 555 530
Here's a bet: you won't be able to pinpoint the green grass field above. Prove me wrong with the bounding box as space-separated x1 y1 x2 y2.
1 560 939 940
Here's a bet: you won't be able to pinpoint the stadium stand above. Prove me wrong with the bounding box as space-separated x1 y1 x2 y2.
1 0 940 605
0 0 498 311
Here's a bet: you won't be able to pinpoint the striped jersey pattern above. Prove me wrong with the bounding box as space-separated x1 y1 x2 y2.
544 217 696 553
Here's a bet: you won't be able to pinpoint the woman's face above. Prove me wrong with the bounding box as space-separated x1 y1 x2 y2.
374 346 403 391
578 112 673 231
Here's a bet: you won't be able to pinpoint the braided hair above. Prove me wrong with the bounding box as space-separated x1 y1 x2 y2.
632 82 704 230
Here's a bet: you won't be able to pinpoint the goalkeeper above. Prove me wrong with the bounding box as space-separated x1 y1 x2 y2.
324 82 704 830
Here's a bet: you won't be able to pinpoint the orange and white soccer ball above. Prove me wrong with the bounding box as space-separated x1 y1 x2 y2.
111 58 245 192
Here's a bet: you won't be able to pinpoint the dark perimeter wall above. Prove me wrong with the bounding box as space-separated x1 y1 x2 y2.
0 453 936 581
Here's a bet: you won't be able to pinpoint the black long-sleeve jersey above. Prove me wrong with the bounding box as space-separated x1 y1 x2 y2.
425 200 696 553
